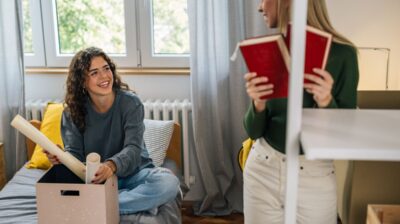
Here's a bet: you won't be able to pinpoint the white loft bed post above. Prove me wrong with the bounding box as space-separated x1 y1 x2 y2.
284 0 308 223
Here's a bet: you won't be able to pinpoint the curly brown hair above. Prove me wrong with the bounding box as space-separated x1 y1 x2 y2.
65 47 130 132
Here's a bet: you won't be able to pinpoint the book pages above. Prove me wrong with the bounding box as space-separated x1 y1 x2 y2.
11 115 85 181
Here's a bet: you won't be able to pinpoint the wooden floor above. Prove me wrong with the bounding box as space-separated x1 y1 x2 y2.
181 202 341 224
181 202 244 224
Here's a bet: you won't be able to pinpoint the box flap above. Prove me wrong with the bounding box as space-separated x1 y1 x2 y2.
38 164 84 184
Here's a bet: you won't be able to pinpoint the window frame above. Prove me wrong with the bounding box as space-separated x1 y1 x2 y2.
40 0 138 68
23 0 46 67
23 0 189 68
138 0 189 68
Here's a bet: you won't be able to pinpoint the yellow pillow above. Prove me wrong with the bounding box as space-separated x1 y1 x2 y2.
26 103 64 169
238 138 255 172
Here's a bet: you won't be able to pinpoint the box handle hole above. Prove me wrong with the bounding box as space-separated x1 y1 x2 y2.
60 190 80 196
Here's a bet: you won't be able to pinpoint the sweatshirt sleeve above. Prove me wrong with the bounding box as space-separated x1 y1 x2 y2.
326 46 359 109
244 101 268 140
61 111 85 162
106 101 145 177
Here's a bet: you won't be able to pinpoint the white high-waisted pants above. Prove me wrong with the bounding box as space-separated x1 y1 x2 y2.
243 138 337 224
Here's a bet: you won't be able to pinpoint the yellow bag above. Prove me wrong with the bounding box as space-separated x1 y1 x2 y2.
238 138 255 171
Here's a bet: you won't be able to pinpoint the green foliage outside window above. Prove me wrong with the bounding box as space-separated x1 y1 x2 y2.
56 0 126 54
22 0 190 56
22 0 33 53
153 0 189 54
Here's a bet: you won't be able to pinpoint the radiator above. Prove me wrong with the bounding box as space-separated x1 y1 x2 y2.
25 99 193 187
143 99 193 187
25 99 63 121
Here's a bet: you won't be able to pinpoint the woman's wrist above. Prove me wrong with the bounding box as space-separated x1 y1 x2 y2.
318 94 333 108
253 100 266 113
105 160 117 174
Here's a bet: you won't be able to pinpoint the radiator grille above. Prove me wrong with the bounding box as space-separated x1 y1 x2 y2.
25 99 62 121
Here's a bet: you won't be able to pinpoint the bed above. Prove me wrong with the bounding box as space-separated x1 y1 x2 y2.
0 119 186 224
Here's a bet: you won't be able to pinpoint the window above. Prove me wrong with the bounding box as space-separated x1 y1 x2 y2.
55 0 126 55
41 0 138 67
139 0 189 67
22 0 189 68
152 0 189 55
22 0 45 67
22 0 33 53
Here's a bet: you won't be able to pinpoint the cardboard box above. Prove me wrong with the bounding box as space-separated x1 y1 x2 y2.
367 204 400 224
36 164 119 224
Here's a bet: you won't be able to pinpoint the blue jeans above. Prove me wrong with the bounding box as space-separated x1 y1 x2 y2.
117 167 180 215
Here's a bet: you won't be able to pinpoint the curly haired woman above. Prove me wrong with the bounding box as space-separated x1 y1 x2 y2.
44 47 179 215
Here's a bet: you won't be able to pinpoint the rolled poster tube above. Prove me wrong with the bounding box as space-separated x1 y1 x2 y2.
85 152 101 184
11 115 85 181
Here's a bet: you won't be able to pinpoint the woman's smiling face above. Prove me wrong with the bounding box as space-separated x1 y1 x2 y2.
84 56 114 99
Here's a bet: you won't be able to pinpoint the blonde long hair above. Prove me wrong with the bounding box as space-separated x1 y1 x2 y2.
277 0 355 48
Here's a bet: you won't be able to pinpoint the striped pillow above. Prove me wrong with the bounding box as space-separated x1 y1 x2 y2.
143 119 174 167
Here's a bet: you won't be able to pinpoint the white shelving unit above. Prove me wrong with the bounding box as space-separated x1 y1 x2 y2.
283 1 308 223
301 109 400 161
284 2 400 224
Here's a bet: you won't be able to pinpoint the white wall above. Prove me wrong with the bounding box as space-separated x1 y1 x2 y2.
25 1 400 100
326 0 400 90
25 74 191 101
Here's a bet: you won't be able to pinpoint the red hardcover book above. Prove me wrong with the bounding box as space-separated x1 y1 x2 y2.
239 34 290 99
285 24 333 83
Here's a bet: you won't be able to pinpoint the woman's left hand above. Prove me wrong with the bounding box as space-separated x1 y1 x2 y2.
303 68 334 108
91 161 115 184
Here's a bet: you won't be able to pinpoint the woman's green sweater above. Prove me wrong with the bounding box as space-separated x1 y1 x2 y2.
244 42 359 154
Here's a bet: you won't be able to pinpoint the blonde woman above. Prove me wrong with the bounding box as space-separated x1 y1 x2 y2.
243 0 359 223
